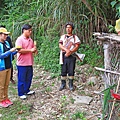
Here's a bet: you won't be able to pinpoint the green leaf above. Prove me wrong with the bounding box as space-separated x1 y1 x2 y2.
111 1 117 8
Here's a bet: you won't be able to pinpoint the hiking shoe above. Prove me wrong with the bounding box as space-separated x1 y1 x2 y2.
20 95 27 100
5 99 13 106
27 91 35 95
0 100 9 108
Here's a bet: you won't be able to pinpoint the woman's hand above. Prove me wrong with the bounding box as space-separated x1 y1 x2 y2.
10 47 17 52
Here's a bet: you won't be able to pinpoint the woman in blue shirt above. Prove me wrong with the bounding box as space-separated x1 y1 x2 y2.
0 27 17 108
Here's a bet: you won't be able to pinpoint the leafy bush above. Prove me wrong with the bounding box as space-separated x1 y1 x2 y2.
111 0 120 18
34 36 103 74
77 43 103 67
34 35 61 73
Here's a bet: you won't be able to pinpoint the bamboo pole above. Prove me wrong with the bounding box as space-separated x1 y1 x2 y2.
95 67 120 75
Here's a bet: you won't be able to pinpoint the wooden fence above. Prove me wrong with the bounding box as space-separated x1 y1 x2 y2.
93 32 120 120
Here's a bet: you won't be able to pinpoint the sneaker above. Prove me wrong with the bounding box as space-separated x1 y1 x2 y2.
0 100 9 108
20 95 27 100
5 99 13 106
27 91 35 95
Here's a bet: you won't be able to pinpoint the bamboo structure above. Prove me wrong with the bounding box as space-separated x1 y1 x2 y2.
93 33 120 120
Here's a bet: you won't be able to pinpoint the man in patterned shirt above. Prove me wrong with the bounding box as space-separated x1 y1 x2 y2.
59 22 81 91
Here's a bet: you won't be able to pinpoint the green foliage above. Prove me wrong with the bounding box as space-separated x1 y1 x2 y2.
33 35 104 73
71 111 87 120
70 97 75 104
34 38 103 73
108 24 116 33
78 44 103 67
101 84 116 120
111 0 120 18
60 95 68 108
0 101 32 120
45 86 52 92
0 0 116 74
0 0 117 43
88 81 95 86
35 35 60 73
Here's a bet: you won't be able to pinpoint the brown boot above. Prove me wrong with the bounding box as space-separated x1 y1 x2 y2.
10 79 15 84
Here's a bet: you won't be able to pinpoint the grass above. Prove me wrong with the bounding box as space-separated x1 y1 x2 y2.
0 81 33 120
0 100 32 120
71 111 87 120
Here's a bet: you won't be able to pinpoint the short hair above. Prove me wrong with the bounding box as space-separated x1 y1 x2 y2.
65 22 74 29
22 24 32 33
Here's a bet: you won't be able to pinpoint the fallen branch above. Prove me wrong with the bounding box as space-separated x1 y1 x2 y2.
87 113 101 120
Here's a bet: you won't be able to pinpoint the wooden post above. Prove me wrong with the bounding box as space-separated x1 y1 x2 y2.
103 42 111 87
103 42 111 69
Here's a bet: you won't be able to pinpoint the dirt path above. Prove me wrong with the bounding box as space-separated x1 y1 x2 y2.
10 64 103 120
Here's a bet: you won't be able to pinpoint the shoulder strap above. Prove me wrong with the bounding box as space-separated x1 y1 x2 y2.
5 41 9 45
4 41 10 49
64 34 76 43
64 34 67 40
73 34 76 43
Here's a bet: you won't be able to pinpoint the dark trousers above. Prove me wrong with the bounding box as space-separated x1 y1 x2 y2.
17 66 33 96
61 53 76 77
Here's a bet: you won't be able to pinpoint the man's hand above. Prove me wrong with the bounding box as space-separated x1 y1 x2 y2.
65 49 72 57
31 47 37 53
65 44 80 57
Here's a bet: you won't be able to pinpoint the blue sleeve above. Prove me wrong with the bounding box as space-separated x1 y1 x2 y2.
12 51 17 55
0 50 12 59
